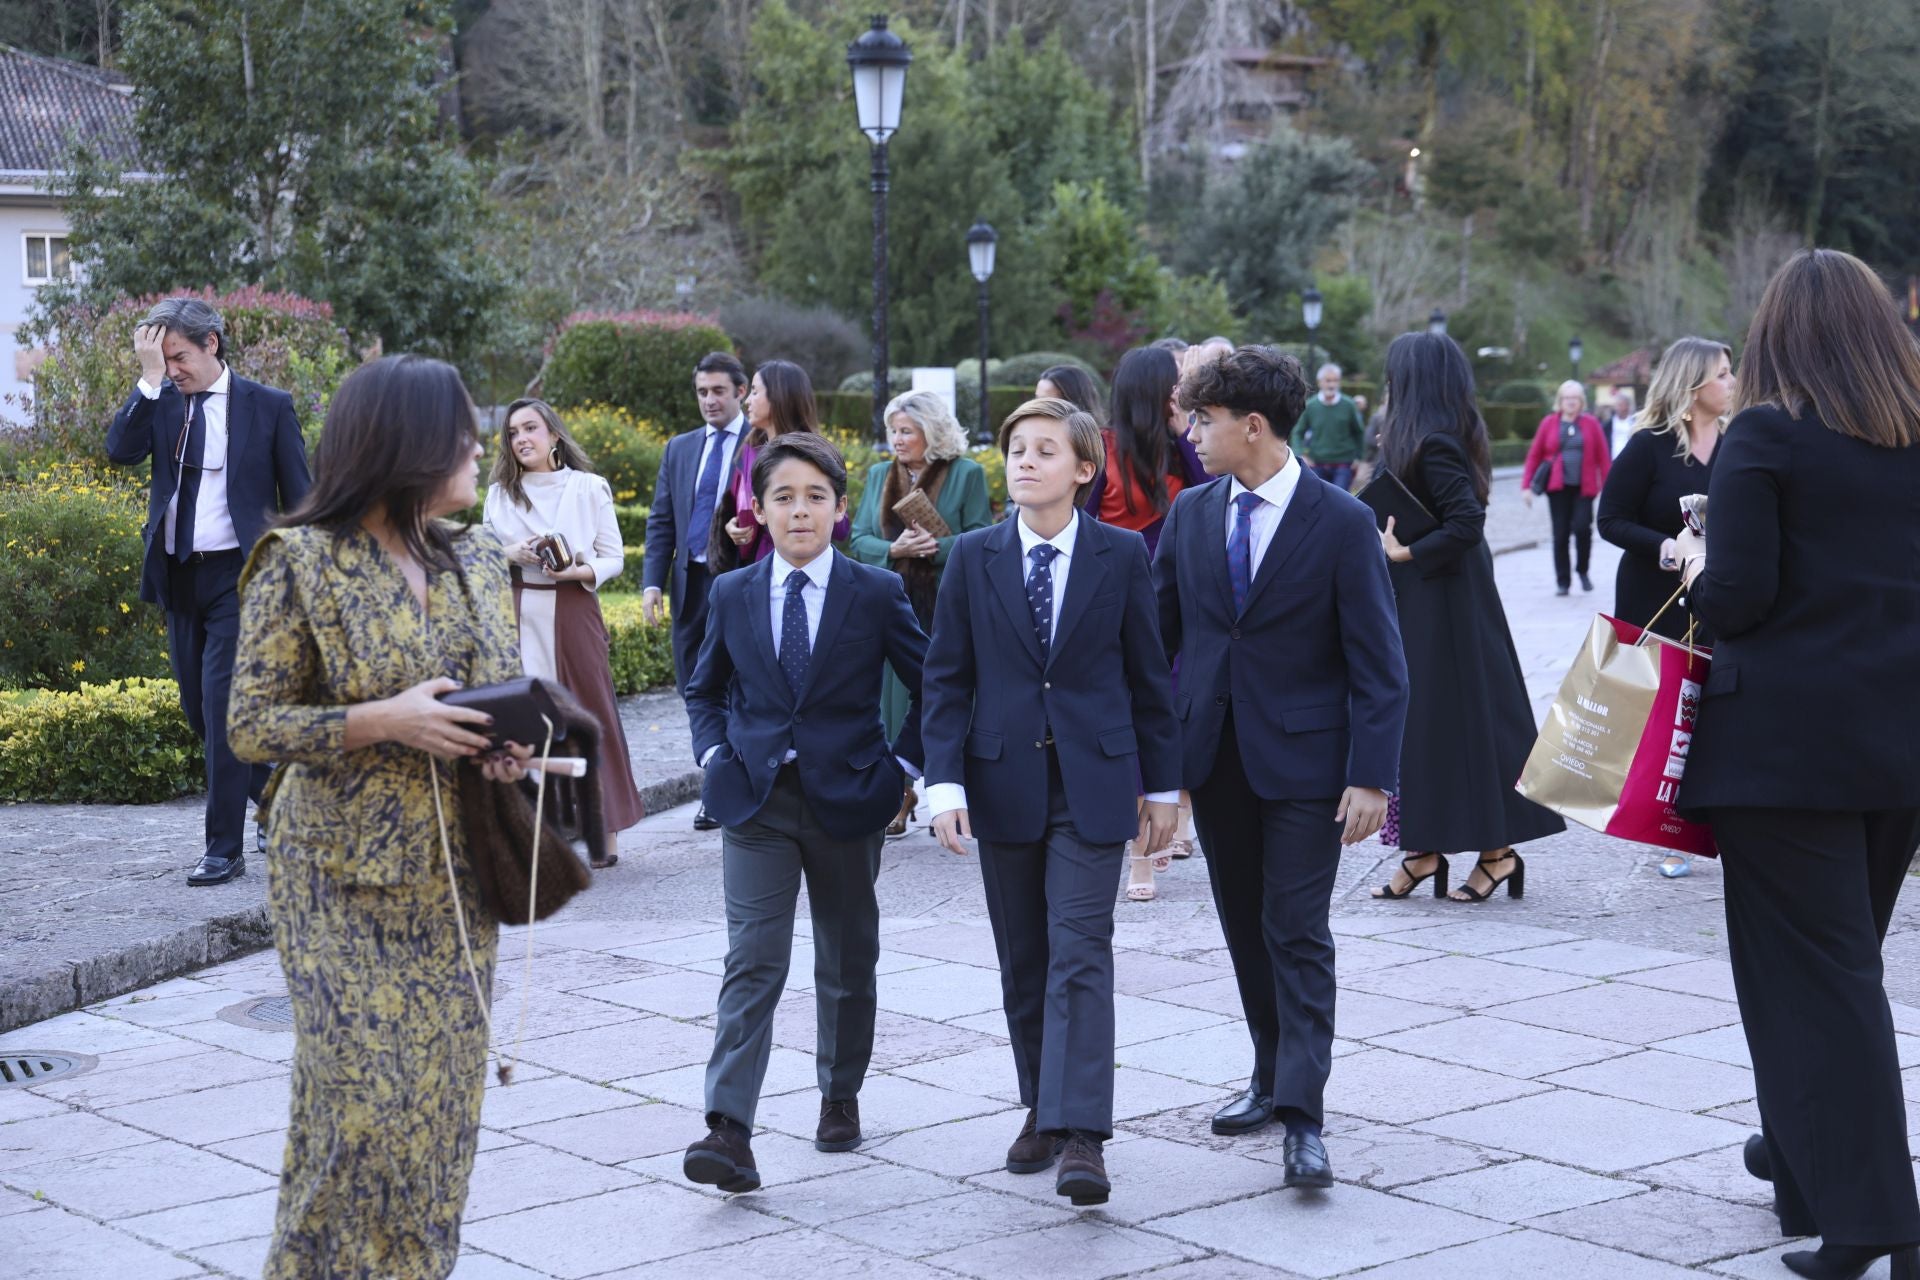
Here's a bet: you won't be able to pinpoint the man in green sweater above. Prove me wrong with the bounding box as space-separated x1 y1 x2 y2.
1295 363 1366 493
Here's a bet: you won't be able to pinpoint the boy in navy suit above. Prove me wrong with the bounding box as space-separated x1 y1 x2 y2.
1154 346 1408 1188
924 396 1181 1206
680 432 929 1193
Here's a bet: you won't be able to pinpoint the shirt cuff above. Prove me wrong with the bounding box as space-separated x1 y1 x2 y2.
137 378 161 400
699 745 719 767
896 756 922 781
925 782 967 819
1143 790 1179 806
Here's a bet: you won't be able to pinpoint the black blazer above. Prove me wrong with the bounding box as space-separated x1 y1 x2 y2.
1597 427 1715 643
921 514 1180 846
1154 469 1408 798
686 551 927 840
105 374 312 609
1680 404 1920 814
642 422 746 612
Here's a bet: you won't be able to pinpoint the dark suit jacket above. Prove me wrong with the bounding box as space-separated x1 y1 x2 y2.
105 374 312 609
686 551 928 840
922 515 1180 846
642 422 747 614
1154 468 1408 799
1680 404 1920 814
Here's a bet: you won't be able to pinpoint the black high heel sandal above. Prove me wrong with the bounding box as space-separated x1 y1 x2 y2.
1373 854 1448 900
1450 850 1524 902
1781 1244 1919 1280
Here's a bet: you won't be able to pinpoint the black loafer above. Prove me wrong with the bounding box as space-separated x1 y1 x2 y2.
1211 1089 1275 1136
1283 1126 1333 1189
187 852 245 886
692 805 721 832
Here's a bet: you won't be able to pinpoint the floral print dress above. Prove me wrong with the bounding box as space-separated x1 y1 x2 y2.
228 523 522 1280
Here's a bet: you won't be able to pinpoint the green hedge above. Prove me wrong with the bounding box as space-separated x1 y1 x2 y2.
600 548 646 593
1488 380 1555 409
0 679 202 802
1482 402 1545 442
992 351 1103 392
601 595 679 694
817 387 1032 438
555 404 668 507
613 503 650 546
541 312 732 430
1490 438 1530 468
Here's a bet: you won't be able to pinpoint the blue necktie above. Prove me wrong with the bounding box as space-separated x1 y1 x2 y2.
1228 491 1262 614
173 392 206 561
1026 543 1059 664
780 570 811 696
687 428 727 563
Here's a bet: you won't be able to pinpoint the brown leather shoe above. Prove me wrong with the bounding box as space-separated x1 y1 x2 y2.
886 786 917 839
1055 1130 1110 1205
683 1116 760 1193
816 1097 862 1152
1006 1108 1060 1174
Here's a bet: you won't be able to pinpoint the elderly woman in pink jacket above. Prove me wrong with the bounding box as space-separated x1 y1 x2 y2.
1521 380 1612 596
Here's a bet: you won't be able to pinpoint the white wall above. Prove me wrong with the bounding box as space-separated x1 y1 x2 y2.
0 195 70 423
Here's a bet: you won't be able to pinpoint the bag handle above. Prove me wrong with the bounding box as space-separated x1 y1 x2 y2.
431 712 556 1086
1635 582 1705 668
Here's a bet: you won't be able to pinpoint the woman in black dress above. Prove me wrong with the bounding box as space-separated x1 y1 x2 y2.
1597 337 1734 876
1371 333 1564 903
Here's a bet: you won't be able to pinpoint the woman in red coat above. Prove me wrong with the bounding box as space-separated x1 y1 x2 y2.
1521 381 1612 596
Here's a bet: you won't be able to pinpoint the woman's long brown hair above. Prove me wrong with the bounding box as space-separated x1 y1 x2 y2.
492 398 596 509
1737 249 1920 447
746 359 819 448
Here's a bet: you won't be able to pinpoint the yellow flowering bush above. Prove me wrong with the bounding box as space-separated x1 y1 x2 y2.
0 678 201 802
0 466 170 691
540 404 671 508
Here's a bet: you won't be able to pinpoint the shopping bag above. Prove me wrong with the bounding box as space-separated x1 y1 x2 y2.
1515 597 1718 858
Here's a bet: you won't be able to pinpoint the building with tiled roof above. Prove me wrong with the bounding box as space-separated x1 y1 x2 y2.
0 45 145 408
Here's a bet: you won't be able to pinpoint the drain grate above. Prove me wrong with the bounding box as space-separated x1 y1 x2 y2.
0 1051 96 1088
218 995 295 1032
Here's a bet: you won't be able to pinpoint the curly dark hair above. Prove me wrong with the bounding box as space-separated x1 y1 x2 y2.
1175 345 1308 439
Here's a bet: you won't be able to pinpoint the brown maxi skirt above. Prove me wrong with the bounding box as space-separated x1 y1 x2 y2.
511 577 645 833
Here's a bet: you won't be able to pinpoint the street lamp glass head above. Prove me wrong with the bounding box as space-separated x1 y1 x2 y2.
847 15 912 144
1301 286 1323 332
1428 309 1448 336
1569 335 1584 365
966 219 997 282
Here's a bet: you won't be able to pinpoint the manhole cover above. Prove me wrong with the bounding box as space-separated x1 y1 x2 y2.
0 1051 97 1088
217 995 295 1032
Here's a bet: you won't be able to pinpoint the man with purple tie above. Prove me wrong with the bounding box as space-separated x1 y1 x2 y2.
1152 346 1407 1189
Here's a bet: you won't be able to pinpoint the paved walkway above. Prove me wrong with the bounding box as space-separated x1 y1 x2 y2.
8 495 1920 1279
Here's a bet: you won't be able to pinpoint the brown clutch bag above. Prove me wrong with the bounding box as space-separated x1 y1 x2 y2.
892 489 951 539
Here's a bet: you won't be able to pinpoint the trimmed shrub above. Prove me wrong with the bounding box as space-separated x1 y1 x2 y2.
1481 402 1545 442
720 297 867 389
612 503 650 546
600 595 679 694
0 678 202 802
1488 380 1555 409
540 311 732 430
24 286 352 461
816 390 879 434
553 404 669 507
992 351 1105 393
599 549 646 593
0 467 170 691
1490 438 1530 468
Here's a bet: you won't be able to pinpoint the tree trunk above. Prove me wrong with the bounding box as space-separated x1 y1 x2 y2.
1141 0 1156 187
1577 0 1615 242
1804 22 1834 245
1520 19 1536 172
582 0 606 149
1458 212 1472 308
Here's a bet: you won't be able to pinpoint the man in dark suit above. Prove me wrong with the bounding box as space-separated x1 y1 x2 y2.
105 298 312 886
680 432 928 1193
644 350 749 830
1154 346 1407 1188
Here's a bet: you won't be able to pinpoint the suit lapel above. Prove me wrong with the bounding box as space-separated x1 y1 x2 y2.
1200 479 1235 616
676 430 701 532
1241 469 1325 613
225 375 255 471
795 552 854 704
1046 518 1110 668
736 555 783 700
986 518 1045 669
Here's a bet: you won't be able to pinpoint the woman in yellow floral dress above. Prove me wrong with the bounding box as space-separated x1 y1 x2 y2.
229 354 534 1280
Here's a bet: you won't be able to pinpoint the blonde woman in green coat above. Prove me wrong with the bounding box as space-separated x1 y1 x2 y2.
849 390 993 836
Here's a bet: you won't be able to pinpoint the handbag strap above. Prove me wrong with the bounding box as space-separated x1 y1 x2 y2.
1635 582 1704 666
430 711 556 1086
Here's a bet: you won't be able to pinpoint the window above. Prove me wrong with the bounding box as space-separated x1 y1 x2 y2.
24 234 71 286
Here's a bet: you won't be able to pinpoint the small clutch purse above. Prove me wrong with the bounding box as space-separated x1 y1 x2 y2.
892 489 951 539
438 677 570 751
531 531 575 574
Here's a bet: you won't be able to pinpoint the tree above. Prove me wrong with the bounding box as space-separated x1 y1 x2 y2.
54 0 507 366
1034 180 1165 343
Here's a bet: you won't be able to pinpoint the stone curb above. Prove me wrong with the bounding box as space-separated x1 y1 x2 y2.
0 767 705 1034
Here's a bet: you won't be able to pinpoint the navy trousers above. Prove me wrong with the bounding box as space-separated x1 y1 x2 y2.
166 550 268 861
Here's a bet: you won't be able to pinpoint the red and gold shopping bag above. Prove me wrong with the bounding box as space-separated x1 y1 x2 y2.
1516 598 1718 858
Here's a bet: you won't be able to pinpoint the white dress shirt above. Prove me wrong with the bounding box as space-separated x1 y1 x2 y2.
689 414 743 565
928 510 1174 822
142 366 238 555
1225 448 1304 577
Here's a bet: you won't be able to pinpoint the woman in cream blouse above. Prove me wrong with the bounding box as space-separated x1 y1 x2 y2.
483 398 644 864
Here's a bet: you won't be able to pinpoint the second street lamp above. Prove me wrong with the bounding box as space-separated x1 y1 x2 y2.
966 219 997 444
1569 334 1584 383
847 14 912 435
1429 308 1448 337
1301 285 1323 377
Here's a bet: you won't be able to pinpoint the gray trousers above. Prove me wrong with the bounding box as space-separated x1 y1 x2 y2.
705 765 884 1128
977 767 1125 1137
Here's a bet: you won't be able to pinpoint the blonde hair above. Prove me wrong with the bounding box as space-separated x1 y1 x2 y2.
881 390 969 463
1642 337 1732 460
1554 380 1587 413
996 396 1106 508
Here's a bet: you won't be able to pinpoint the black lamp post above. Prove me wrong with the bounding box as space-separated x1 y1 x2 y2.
1428 308 1448 337
966 219 997 444
847 14 911 436
1301 285 1324 377
1569 334 1584 383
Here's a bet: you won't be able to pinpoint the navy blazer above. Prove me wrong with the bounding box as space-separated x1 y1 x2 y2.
686 551 928 840
105 374 312 609
642 423 747 612
922 515 1180 846
1154 469 1408 799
